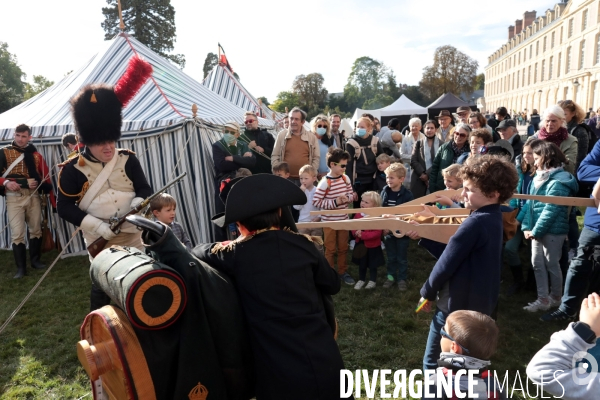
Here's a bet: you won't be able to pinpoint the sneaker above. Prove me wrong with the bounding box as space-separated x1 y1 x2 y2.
397 280 408 291
568 248 576 262
365 281 376 289
382 280 394 289
341 273 355 285
523 298 551 312
349 240 355 250
549 295 562 308
540 308 576 322
354 280 365 290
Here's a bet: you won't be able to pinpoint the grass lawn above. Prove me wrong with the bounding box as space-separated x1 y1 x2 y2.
0 232 578 399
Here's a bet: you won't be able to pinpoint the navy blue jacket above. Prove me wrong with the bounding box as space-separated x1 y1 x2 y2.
380 185 414 207
420 203 503 316
578 140 600 234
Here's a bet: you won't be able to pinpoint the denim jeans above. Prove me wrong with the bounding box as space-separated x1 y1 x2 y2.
568 206 580 250
531 234 566 299
384 236 409 281
504 225 524 266
560 227 600 315
423 307 448 370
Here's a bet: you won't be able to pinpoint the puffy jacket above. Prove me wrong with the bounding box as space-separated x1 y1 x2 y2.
351 213 382 248
517 168 579 237
508 165 534 210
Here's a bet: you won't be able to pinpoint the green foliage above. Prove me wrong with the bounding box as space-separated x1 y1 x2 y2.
292 73 328 111
399 85 432 108
0 42 25 113
476 73 485 90
203 52 218 79
101 0 186 68
23 75 54 101
270 91 300 113
385 72 400 101
257 96 270 106
344 56 389 110
362 93 394 110
419 45 478 100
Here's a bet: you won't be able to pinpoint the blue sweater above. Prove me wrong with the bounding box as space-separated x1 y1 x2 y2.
420 204 503 316
380 185 414 207
578 140 600 234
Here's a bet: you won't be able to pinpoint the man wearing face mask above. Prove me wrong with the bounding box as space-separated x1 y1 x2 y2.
211 121 256 240
239 111 274 174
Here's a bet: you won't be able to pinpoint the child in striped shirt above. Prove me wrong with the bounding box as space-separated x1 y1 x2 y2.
313 148 356 285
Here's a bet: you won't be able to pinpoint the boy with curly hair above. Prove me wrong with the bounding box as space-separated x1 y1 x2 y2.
416 155 518 370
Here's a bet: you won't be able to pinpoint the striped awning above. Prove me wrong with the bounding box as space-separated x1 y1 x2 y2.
203 63 286 122
0 33 274 141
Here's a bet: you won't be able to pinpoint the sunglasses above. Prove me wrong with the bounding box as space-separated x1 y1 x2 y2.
317 124 328 128
454 132 468 138
440 327 470 354
224 130 237 135
333 162 347 168
244 119 256 124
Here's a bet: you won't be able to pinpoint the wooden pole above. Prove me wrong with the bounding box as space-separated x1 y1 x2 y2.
117 0 125 31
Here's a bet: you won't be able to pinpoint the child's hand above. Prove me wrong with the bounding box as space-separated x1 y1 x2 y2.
355 230 362 238
352 191 358 201
435 195 453 207
580 293 600 337
417 297 432 313
299 184 306 192
414 205 436 218
337 195 348 205
523 230 535 240
450 193 462 203
243 152 253 157
311 216 321 222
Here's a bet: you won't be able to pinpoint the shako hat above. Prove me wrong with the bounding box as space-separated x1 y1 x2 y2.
212 174 307 232
70 55 153 146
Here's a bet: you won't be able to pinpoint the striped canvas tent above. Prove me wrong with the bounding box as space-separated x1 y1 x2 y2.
0 33 270 254
203 62 286 123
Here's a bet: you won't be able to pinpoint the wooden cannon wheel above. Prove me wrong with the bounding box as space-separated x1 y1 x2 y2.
77 305 156 400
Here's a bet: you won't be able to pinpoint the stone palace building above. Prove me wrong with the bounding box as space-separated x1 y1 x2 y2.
484 0 600 114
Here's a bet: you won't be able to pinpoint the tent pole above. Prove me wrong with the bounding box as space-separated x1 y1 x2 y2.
117 0 125 32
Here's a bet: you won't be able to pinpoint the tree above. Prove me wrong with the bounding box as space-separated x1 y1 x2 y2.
418 45 478 100
362 93 393 110
343 57 389 110
101 0 185 68
476 73 485 90
0 42 25 113
292 73 328 111
23 75 54 100
385 72 400 101
270 91 301 113
257 96 270 106
399 85 431 108
203 52 218 78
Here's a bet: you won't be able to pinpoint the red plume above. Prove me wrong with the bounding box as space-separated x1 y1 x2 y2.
114 55 153 107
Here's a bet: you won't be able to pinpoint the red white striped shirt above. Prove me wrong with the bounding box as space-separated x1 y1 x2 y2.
312 174 354 221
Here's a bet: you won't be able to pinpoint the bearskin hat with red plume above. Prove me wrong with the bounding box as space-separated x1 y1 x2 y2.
70 55 153 146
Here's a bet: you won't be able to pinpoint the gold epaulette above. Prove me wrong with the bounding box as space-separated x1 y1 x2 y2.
57 156 78 168
118 148 136 155
57 166 89 200
210 227 278 253
283 227 324 246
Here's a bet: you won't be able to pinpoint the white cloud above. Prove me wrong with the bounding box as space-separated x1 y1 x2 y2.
0 0 555 103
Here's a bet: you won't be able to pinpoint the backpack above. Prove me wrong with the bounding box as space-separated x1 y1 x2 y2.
346 136 379 182
571 123 597 154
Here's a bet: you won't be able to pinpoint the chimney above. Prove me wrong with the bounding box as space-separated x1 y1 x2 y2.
523 10 537 31
515 19 523 35
508 25 515 40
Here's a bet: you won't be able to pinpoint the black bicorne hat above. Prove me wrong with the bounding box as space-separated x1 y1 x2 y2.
212 174 307 232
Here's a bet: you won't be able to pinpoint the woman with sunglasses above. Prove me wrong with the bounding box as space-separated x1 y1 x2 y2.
427 123 472 192
211 121 256 240
311 114 333 179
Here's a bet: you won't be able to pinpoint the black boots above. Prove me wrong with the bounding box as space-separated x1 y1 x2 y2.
12 243 27 279
29 237 46 270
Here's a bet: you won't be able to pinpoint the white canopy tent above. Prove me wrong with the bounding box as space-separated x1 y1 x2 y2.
351 95 428 123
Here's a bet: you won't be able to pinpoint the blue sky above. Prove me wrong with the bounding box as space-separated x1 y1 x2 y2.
1 0 553 101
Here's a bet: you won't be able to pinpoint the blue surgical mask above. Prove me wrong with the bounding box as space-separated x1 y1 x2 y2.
223 133 236 145
316 127 327 136
356 128 367 137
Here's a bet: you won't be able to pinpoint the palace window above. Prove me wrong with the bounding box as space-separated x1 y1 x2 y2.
569 18 574 38
549 56 553 79
580 40 586 70
567 47 572 73
583 9 588 30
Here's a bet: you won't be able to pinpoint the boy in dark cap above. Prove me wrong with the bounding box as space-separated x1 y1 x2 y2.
192 174 348 400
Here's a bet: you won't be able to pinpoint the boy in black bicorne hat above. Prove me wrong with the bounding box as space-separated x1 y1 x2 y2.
192 174 350 400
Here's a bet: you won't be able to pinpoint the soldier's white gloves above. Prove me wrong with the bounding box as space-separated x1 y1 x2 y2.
81 215 117 241
130 197 144 209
